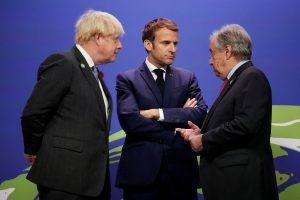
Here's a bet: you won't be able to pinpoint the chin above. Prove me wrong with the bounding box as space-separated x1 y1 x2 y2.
165 61 174 65
214 73 220 78
108 57 116 62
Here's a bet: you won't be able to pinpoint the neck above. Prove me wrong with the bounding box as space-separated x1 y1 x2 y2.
80 42 99 64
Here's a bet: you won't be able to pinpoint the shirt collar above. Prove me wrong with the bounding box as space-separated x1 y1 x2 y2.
76 44 95 69
227 60 249 80
145 57 166 73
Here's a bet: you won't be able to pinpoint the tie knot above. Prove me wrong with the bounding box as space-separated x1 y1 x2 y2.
153 69 164 79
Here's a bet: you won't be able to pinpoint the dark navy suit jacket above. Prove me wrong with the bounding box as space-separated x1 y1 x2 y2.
115 63 207 189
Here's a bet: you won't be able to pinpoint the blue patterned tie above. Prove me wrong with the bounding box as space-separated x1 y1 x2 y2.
91 66 99 80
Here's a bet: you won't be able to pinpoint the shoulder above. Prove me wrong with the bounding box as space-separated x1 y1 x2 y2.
169 66 196 80
117 65 143 78
171 66 194 74
38 50 75 76
237 66 270 91
242 66 269 82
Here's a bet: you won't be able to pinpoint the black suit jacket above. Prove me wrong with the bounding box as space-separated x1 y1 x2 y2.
200 61 278 200
21 46 112 196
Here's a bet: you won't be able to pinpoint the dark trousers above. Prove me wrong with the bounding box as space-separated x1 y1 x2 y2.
37 172 111 200
123 154 197 200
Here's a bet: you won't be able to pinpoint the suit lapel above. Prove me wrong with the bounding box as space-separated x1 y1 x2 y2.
202 61 252 131
163 66 175 105
99 78 112 115
139 63 163 105
72 46 107 120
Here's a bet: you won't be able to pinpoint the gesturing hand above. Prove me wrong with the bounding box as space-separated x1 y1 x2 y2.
176 121 203 152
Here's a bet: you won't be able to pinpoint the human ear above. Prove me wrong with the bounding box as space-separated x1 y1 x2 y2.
143 39 153 52
225 45 232 60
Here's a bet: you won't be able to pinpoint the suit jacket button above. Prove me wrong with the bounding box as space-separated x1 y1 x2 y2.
102 150 108 155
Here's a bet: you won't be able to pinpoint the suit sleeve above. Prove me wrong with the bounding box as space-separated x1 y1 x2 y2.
21 54 73 155
202 71 271 153
162 73 207 127
116 73 174 138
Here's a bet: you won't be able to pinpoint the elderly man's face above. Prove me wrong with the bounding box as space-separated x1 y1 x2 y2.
209 38 228 80
96 34 122 64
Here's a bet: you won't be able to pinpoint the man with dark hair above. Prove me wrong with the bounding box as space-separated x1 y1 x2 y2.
115 18 207 200
176 24 279 200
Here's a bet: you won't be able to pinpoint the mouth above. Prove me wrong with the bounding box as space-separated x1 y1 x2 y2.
167 56 175 60
212 69 218 74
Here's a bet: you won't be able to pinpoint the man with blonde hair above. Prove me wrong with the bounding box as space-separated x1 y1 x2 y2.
21 9 124 200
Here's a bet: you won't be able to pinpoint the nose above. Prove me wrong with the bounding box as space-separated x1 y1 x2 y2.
170 43 176 53
117 39 122 49
209 57 213 66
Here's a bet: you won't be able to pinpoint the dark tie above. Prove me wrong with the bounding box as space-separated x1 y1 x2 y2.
153 69 165 96
218 78 229 95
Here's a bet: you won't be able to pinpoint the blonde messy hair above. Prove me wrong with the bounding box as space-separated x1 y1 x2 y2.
75 9 124 44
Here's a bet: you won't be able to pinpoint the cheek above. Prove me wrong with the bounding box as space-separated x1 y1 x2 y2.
109 46 117 54
213 59 222 70
155 47 164 55
153 50 162 59
215 57 222 65
211 57 218 66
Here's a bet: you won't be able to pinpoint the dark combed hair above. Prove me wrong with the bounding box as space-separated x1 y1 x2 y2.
142 18 178 42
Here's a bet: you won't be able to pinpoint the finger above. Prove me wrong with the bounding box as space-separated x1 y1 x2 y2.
187 121 198 129
25 155 36 165
175 128 183 134
183 98 191 107
190 98 196 103
185 98 199 107
140 110 145 115
176 128 187 138
190 100 197 108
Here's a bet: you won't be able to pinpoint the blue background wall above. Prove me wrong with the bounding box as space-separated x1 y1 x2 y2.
1 0 300 199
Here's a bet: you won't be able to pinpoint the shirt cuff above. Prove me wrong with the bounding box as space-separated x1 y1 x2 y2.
158 108 164 121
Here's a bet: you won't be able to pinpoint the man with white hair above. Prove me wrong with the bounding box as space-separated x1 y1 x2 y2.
176 24 279 200
21 9 124 200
